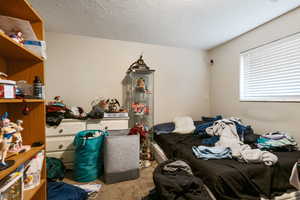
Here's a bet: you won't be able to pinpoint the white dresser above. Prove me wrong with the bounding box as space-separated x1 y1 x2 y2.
46 117 129 169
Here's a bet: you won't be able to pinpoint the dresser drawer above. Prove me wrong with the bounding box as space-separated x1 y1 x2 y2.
86 119 128 130
46 150 75 163
46 121 85 136
46 136 75 152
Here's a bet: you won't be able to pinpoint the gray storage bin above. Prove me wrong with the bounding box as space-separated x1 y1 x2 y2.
104 130 140 184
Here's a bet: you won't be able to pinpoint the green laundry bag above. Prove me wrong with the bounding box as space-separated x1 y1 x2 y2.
73 130 108 182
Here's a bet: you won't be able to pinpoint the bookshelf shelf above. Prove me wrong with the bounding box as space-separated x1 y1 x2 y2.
0 0 46 199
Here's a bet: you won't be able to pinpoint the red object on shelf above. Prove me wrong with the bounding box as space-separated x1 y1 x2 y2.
0 84 16 98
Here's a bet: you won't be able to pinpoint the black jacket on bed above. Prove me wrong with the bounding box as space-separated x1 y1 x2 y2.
153 159 212 200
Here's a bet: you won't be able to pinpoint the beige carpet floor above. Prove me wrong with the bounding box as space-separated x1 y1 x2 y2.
64 162 157 200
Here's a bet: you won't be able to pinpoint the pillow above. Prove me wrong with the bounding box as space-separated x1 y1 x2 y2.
172 116 195 134
153 122 175 135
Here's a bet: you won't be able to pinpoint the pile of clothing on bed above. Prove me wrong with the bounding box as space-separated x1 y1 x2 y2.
192 116 298 165
152 116 300 200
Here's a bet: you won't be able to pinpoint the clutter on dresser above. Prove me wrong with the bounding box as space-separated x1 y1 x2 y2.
0 15 47 59
46 96 87 126
88 97 128 119
87 97 107 119
123 55 155 168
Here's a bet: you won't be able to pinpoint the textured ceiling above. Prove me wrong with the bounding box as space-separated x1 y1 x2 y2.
28 0 300 49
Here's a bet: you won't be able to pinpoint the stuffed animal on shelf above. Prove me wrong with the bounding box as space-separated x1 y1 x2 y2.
87 97 108 119
107 98 120 113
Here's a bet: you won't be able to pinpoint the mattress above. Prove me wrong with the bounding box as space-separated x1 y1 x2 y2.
154 133 300 200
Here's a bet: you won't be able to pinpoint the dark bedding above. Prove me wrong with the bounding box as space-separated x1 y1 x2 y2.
154 133 300 200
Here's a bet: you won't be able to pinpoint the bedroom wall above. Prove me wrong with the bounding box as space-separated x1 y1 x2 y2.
208 8 300 141
45 32 210 124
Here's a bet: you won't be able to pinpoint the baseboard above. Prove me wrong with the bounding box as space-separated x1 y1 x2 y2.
104 169 140 184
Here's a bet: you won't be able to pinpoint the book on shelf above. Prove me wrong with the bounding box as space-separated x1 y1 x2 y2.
0 80 16 85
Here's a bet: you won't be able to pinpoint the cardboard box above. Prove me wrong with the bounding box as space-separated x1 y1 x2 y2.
0 84 16 98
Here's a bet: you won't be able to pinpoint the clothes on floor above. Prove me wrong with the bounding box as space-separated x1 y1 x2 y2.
142 188 161 200
163 160 193 175
205 119 278 165
192 146 232 160
47 181 88 200
72 184 101 200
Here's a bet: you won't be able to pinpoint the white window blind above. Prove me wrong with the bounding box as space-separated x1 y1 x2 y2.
240 32 300 101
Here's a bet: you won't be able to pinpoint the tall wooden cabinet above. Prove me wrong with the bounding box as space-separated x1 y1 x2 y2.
0 0 46 199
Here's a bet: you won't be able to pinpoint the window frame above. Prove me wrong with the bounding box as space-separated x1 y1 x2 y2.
239 32 300 102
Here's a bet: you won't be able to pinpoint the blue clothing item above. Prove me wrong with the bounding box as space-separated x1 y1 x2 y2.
192 146 232 160
201 115 222 122
194 121 214 136
47 181 88 200
194 115 223 136
201 136 220 146
153 122 175 135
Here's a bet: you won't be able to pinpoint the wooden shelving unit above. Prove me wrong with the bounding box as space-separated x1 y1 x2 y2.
0 0 46 199
0 99 44 103
0 146 44 180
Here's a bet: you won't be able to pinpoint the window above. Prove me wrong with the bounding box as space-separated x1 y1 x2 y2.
240 32 300 102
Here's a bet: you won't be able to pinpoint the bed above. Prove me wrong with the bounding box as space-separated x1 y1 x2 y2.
154 132 300 200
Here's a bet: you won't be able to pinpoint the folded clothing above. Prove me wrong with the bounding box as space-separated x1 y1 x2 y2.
240 148 278 166
257 132 298 151
192 146 232 160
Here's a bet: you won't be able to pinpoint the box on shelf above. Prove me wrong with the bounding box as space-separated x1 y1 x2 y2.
23 40 47 59
0 80 16 99
23 151 44 191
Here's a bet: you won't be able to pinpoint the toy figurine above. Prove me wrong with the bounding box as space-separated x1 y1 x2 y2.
0 113 16 167
9 120 24 153
136 78 145 89
9 31 24 44
107 98 120 113
132 103 146 114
